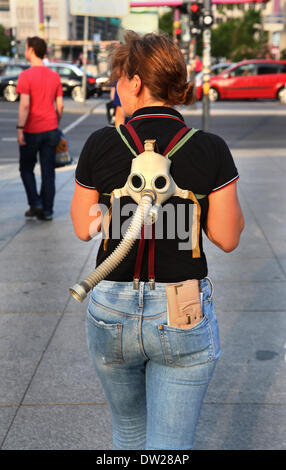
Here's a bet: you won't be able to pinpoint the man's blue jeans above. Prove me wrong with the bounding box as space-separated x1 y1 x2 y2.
86 277 221 450
19 129 60 216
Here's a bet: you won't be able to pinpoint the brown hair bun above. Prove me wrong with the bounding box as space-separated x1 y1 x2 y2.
111 31 195 106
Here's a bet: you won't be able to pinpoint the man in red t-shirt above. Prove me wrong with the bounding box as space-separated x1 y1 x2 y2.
16 36 64 220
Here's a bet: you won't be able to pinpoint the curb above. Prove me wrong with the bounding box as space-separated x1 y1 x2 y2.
63 98 106 115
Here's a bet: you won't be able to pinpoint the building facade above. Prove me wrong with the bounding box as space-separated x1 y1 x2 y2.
262 0 286 57
0 0 9 28
0 0 121 60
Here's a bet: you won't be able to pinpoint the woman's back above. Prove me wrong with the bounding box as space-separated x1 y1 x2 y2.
75 105 239 282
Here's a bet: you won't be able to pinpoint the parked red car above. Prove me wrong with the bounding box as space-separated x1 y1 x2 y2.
196 60 286 103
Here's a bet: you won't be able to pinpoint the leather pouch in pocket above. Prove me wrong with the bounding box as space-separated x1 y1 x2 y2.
165 279 203 330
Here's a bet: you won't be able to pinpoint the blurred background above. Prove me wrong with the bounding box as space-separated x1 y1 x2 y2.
0 0 285 85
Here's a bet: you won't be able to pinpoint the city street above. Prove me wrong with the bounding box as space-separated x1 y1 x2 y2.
1 96 286 164
0 95 286 450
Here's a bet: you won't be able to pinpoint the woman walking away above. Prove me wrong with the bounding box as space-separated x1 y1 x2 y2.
70 31 244 450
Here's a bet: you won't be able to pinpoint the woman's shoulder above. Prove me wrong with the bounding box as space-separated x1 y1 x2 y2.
86 126 120 143
184 129 233 163
192 129 230 150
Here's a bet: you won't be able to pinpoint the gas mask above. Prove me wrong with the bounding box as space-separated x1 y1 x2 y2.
70 139 200 303
113 139 189 223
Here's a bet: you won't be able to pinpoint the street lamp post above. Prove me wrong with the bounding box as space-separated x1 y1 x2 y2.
45 15 51 46
202 0 213 132
69 21 73 62
188 2 203 83
81 15 89 104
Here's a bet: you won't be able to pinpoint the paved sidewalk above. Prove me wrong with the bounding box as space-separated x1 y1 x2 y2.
62 97 105 115
0 145 286 450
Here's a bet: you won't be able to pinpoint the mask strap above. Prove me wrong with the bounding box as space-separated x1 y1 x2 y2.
133 225 146 287
125 123 144 153
103 191 114 251
133 224 155 290
188 190 201 258
163 126 189 156
165 128 199 159
116 126 138 157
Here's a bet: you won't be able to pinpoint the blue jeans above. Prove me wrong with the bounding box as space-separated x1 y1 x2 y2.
86 277 221 450
19 129 60 216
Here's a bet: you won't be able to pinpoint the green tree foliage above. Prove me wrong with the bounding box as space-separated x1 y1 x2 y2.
0 24 11 55
159 10 173 36
211 9 267 61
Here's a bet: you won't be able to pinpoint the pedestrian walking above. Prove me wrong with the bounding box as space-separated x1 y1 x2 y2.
16 36 64 221
110 82 130 126
195 55 202 73
70 32 244 450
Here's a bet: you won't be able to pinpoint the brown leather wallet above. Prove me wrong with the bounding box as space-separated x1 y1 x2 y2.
165 279 203 330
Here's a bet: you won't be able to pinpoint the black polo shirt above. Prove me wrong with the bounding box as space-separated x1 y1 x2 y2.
75 106 239 283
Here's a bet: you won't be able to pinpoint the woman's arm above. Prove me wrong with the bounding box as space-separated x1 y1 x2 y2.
70 182 102 241
204 182 245 252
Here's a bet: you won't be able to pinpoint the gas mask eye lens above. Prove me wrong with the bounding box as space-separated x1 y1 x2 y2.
128 173 145 192
152 175 169 193
132 175 143 189
154 176 167 189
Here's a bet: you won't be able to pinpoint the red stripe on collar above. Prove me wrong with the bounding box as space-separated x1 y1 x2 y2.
129 114 185 125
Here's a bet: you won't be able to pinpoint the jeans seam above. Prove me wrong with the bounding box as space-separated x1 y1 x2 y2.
157 328 173 365
144 311 167 320
165 357 215 368
90 297 140 318
138 311 149 360
206 316 216 361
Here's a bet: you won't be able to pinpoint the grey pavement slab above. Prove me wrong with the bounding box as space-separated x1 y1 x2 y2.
204 230 274 259
236 158 285 178
205 311 286 404
1 404 112 450
61 97 103 115
273 156 286 173
212 280 286 312
279 257 286 272
23 313 105 405
0 408 17 445
207 257 285 282
0 313 61 405
0 281 71 313
194 404 286 450
0 221 27 251
0 246 93 283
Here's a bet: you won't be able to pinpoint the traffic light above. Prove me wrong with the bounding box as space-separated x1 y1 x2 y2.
189 2 202 27
174 20 182 41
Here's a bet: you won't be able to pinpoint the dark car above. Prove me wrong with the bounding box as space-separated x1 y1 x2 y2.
196 59 286 103
0 62 102 102
0 63 30 76
0 63 29 102
95 73 112 93
47 62 102 101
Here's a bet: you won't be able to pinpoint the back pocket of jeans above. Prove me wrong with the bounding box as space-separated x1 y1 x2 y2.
158 316 214 367
86 309 123 365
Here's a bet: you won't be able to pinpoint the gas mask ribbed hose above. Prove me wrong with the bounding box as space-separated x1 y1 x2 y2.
69 193 154 302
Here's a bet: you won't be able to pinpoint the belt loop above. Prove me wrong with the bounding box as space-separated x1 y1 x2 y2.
139 281 144 308
205 277 214 301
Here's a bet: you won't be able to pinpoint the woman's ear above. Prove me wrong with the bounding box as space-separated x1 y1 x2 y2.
133 74 142 96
